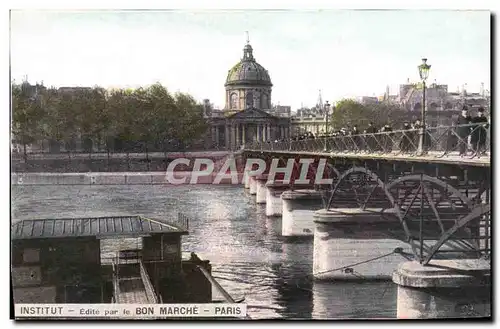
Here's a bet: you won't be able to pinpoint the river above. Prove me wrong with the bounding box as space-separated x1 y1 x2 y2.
11 184 397 319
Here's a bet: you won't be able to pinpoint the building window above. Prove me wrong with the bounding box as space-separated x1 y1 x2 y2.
23 248 40 264
230 93 238 109
246 92 254 107
261 94 268 109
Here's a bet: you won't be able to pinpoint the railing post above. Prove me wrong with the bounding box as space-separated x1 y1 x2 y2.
418 127 425 155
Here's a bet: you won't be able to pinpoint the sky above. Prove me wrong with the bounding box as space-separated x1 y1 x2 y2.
10 10 491 110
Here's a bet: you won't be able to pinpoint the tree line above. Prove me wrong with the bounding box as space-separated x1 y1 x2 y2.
12 82 209 156
330 99 410 131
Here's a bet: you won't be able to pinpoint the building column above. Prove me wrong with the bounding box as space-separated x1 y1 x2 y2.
225 124 230 149
257 124 262 142
231 125 236 150
241 124 247 145
215 126 220 146
267 124 271 141
236 124 240 147
211 126 216 144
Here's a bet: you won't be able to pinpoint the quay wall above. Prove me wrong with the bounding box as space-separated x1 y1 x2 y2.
11 152 230 173
11 172 245 186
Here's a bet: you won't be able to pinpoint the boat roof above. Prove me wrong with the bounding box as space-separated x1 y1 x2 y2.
11 216 188 240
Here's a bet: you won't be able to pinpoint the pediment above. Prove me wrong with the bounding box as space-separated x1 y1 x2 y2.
227 107 277 120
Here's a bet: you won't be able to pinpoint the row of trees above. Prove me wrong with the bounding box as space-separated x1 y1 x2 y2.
12 82 208 156
330 99 411 131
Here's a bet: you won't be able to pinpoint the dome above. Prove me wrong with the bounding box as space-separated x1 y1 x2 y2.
225 43 272 87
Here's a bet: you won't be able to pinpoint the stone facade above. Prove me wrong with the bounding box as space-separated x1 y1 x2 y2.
395 82 490 126
207 39 291 149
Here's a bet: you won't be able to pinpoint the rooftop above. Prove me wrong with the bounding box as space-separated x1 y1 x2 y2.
11 216 188 240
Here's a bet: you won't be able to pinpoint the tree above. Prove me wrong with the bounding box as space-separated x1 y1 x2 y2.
331 99 372 131
145 83 177 153
331 99 407 131
12 83 45 159
366 103 407 129
173 92 208 147
12 81 211 154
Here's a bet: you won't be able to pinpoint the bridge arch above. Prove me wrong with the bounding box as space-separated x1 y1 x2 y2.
384 174 485 263
422 203 490 264
325 169 487 263
325 166 418 255
326 166 394 210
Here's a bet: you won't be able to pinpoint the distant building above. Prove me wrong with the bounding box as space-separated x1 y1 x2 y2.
57 86 92 93
206 38 291 149
396 80 490 126
356 96 379 105
290 104 329 136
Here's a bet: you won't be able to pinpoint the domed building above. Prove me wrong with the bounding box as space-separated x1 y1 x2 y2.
207 38 291 150
224 42 272 111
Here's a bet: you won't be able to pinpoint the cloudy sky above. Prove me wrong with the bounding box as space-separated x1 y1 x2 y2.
10 10 490 109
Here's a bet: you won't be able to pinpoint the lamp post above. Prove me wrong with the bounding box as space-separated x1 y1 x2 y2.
418 58 431 154
324 101 331 151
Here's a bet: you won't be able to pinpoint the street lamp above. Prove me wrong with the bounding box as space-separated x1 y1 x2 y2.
324 101 331 151
418 58 431 154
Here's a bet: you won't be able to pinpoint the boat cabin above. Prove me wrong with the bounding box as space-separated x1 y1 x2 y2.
11 215 212 304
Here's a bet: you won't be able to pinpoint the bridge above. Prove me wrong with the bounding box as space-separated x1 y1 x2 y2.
240 123 491 318
241 123 490 263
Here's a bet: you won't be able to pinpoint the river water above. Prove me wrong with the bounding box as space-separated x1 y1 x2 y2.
11 184 397 319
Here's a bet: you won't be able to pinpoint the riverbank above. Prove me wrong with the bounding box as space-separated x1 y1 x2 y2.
11 151 231 173
11 172 245 186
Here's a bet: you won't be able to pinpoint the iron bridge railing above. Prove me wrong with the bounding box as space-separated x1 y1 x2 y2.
245 123 490 160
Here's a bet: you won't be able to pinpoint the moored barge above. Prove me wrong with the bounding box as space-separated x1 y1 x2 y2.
11 214 242 319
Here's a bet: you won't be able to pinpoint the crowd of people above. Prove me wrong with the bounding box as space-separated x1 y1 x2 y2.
285 105 489 155
455 106 489 156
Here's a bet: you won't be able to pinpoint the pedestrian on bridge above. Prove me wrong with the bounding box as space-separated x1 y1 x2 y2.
456 106 472 156
400 122 412 153
381 124 393 152
351 125 362 151
471 107 488 155
364 122 378 152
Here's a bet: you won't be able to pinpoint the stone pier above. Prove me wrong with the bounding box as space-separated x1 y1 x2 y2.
249 176 257 195
313 208 411 280
265 182 291 217
281 189 324 237
255 175 268 204
243 170 251 189
392 259 491 319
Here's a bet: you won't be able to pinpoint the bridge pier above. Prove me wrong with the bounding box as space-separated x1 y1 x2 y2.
281 190 323 237
312 208 411 280
392 259 491 319
255 175 268 204
243 170 251 189
249 176 257 195
265 182 290 217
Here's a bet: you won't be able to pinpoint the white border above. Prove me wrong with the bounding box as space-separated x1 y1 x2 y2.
2 1 498 328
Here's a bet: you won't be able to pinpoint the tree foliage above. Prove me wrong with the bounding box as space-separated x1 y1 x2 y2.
331 99 407 131
11 82 208 152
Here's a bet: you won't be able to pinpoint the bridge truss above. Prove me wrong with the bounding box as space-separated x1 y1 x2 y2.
242 125 491 265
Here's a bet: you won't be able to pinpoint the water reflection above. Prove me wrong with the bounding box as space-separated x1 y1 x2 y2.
312 280 397 319
272 241 314 319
